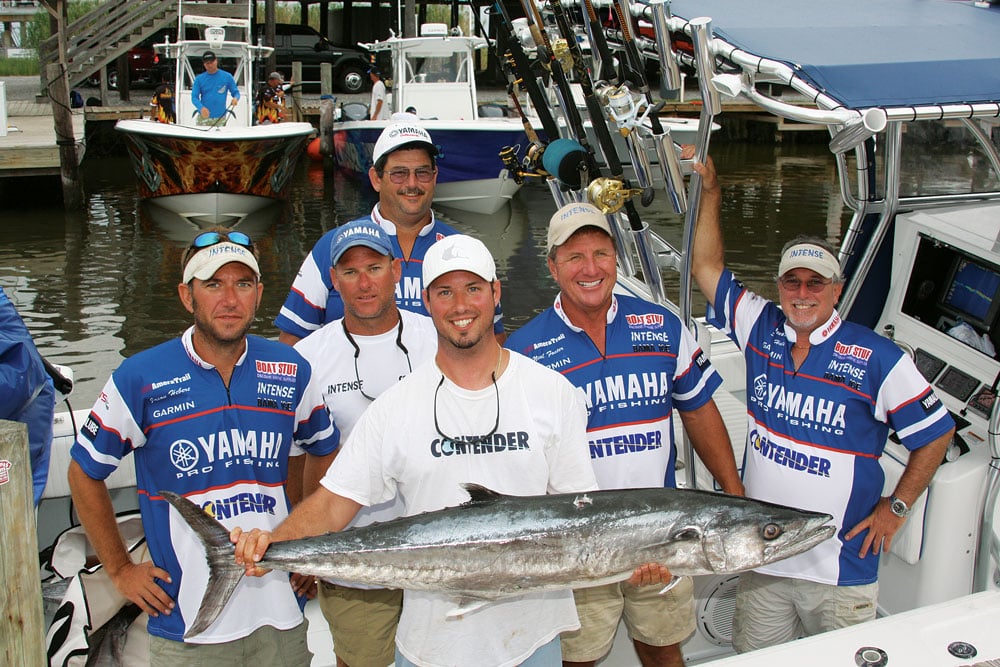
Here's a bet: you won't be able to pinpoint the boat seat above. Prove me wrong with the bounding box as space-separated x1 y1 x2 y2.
478 103 508 118
880 448 928 565
340 102 369 122
41 409 137 500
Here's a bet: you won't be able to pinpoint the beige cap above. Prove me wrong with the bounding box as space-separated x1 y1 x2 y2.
183 242 260 283
547 202 612 252
777 243 840 279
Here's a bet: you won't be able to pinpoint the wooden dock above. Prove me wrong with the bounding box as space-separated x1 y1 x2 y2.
1 88 823 179
1 100 85 177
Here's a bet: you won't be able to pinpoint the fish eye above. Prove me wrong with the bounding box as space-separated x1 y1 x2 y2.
762 523 783 540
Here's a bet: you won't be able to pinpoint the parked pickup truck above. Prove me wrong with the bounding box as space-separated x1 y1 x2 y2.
256 23 372 94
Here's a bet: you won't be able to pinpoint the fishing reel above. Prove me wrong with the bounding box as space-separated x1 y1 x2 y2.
587 177 645 214
503 51 529 93
550 38 575 74
499 144 540 184
500 138 589 188
598 83 657 136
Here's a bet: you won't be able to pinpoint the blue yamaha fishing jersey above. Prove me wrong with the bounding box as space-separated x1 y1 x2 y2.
507 294 721 489
71 328 338 643
274 206 504 338
708 270 954 585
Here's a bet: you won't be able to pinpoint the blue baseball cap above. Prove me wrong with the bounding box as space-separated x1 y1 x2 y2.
330 220 393 266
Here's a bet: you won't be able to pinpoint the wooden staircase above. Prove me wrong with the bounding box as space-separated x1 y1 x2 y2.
37 0 177 95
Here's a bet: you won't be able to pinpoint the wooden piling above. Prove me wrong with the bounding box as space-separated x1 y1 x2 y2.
0 420 46 666
320 96 334 156
45 62 83 209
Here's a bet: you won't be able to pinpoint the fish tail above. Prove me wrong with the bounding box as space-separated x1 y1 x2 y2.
160 490 245 639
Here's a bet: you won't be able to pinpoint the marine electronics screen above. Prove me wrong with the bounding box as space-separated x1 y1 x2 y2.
943 259 1000 327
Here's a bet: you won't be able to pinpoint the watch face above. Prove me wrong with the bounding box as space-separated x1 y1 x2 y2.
890 499 908 516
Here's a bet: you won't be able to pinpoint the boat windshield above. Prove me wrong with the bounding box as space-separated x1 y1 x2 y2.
898 122 1000 198
403 52 468 84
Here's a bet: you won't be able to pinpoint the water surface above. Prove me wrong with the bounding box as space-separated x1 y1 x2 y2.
1 138 851 405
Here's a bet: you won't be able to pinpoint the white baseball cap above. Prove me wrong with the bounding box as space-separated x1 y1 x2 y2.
778 243 841 279
547 202 612 252
422 235 497 287
372 123 438 165
183 242 260 283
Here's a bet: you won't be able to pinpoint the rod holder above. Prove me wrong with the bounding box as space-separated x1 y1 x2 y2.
647 0 682 91
608 212 637 275
652 127 688 214
689 18 721 117
632 222 666 304
829 108 888 154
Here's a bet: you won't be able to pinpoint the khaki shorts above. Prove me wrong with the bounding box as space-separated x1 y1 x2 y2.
732 570 878 653
317 582 402 667
149 621 310 666
561 576 695 662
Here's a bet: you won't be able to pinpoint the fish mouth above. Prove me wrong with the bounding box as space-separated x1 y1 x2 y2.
764 519 836 563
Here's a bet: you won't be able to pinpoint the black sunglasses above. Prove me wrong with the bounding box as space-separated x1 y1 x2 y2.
433 373 500 448
342 317 412 401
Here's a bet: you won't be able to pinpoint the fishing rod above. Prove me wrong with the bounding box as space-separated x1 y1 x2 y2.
602 0 690 215
546 0 663 298
609 0 668 141
468 0 587 185
514 0 597 168
546 0 627 178
468 0 561 141
578 0 617 83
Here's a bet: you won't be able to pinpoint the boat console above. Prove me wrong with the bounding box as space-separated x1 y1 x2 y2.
873 201 1000 613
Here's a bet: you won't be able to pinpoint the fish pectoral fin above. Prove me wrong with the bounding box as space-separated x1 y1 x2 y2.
702 533 728 573
446 597 491 619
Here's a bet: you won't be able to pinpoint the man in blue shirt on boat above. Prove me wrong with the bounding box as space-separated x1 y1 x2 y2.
506 202 744 667
192 50 240 125
690 157 955 653
274 122 505 345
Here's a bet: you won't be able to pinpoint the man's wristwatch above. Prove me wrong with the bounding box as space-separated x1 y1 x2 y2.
888 495 910 518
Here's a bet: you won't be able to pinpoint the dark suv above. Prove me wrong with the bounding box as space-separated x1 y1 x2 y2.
257 24 371 94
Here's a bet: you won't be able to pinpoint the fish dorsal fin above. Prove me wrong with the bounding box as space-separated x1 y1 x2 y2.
461 483 504 505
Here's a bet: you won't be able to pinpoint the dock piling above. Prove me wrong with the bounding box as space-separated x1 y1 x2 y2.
0 420 46 665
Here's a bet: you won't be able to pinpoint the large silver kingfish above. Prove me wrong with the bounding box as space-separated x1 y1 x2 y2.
162 484 834 638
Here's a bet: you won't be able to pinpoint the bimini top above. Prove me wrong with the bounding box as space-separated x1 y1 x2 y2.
669 0 1000 110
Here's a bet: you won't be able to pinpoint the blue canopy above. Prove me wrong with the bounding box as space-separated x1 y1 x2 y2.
669 0 1000 109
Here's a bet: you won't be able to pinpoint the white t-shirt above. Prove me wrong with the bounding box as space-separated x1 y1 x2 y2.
370 79 389 120
296 310 436 588
321 351 597 667
295 310 437 440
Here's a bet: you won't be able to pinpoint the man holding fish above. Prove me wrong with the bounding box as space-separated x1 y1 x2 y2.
507 202 745 667
68 228 338 664
234 234 672 666
690 156 955 652
293 218 438 667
